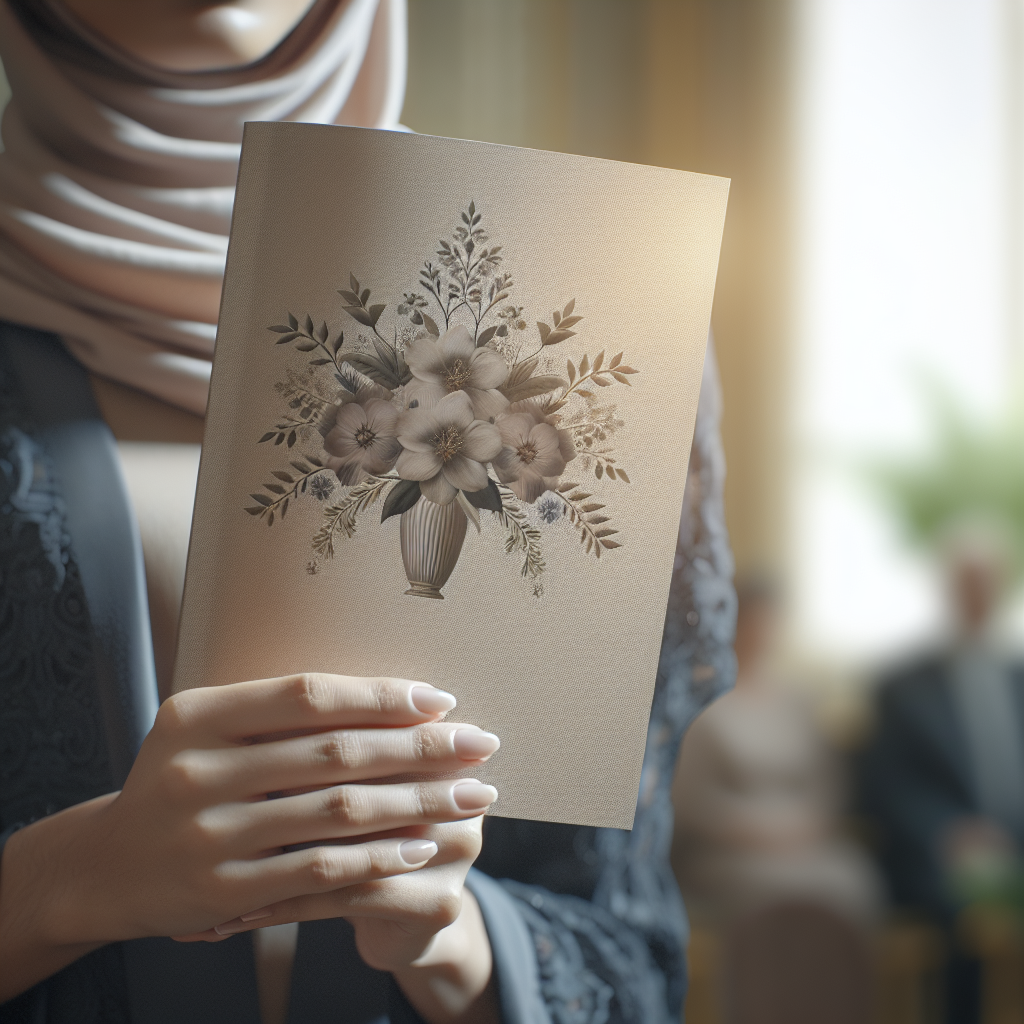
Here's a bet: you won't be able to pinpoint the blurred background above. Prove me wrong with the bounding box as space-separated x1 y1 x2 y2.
402 10 1024 1018
3 1 1022 1020
405 4 1024 1022
399 0 1024 702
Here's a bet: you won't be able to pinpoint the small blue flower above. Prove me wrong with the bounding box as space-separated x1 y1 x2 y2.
536 496 564 524
310 474 335 501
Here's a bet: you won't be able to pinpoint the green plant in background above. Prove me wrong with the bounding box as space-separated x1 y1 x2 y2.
866 380 1024 579
949 851 1024 922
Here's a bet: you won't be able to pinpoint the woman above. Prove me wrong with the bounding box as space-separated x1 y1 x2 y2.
0 2 736 1022
672 579 880 927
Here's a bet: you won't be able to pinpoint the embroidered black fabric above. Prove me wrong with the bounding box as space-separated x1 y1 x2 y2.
0 335 132 1024
0 426 111 826
0 325 735 1023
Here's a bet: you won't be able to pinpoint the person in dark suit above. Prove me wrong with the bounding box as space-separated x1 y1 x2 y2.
858 525 1024 1024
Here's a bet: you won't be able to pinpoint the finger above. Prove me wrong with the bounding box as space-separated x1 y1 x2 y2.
214 723 500 797
160 673 457 742
234 780 498 852
215 835 440 926
205 821 482 938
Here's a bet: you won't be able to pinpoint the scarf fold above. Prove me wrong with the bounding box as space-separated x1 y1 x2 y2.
0 0 407 414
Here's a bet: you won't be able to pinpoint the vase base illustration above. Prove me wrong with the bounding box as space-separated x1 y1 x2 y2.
400 496 467 598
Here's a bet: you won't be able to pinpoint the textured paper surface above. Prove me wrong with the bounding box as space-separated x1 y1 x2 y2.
174 123 728 829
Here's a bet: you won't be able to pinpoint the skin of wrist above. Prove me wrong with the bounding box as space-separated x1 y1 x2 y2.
5 794 124 948
390 890 498 1024
0 803 112 1002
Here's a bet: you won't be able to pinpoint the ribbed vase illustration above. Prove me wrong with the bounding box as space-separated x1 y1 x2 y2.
399 497 468 599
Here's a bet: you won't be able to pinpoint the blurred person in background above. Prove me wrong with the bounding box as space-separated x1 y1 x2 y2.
858 521 1024 1024
671 577 881 928
857 396 1024 1024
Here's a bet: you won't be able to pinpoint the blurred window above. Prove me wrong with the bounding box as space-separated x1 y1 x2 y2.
792 0 1023 659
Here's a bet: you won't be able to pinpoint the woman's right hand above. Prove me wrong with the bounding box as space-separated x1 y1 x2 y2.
0 672 499 1001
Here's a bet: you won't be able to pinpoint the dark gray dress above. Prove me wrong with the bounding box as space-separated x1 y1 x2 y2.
0 321 735 1023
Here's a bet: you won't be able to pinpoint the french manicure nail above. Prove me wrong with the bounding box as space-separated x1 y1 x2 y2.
214 919 248 936
400 839 439 865
240 907 273 923
453 728 500 761
410 685 457 715
453 781 499 811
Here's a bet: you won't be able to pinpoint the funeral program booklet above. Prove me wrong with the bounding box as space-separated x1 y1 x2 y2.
173 123 729 830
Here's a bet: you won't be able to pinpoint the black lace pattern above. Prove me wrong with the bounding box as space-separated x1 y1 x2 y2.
480 345 736 1023
0 336 129 1024
0 406 113 828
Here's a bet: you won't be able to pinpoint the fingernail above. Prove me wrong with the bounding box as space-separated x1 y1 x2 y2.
400 839 439 865
214 919 248 936
453 728 500 761
410 685 457 715
453 781 499 811
240 907 273 923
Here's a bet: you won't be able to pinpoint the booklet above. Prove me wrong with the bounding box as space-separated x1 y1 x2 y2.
173 123 728 829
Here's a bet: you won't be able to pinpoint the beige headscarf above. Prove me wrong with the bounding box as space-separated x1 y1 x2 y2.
0 0 406 414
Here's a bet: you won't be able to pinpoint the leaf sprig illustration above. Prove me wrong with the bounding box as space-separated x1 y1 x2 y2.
496 487 546 578
546 350 638 415
338 273 386 331
555 481 621 557
312 475 394 557
335 275 413 388
268 313 347 372
536 299 583 348
418 202 511 343
258 369 334 447
568 404 630 482
245 457 328 526
591 455 629 482
499 356 568 404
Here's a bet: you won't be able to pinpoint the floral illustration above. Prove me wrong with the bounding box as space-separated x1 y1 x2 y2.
246 203 639 599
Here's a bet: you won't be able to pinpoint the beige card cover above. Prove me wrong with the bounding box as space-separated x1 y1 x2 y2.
174 123 728 830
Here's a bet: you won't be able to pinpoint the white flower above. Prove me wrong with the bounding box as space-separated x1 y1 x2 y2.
493 402 575 503
405 324 509 419
321 392 401 485
396 391 502 505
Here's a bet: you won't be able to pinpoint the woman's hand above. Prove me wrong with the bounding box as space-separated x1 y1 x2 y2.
177 678 503 1022
0 672 500 1003
194 795 499 1022
196 810 500 1023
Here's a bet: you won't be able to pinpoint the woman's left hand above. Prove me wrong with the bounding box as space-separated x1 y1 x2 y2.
189 813 498 1021
176 761 499 1024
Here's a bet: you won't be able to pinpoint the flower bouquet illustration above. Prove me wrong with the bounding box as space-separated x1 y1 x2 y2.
245 203 639 599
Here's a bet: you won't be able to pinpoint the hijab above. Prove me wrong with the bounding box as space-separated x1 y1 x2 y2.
0 0 406 414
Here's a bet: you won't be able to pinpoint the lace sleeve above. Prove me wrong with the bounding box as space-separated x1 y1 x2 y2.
479 340 737 1023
